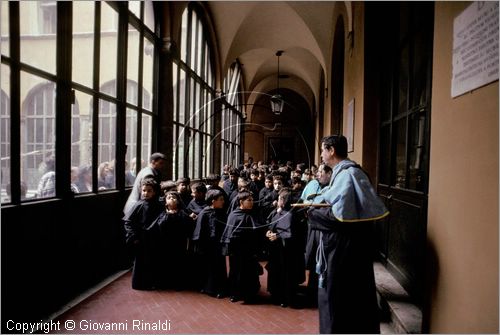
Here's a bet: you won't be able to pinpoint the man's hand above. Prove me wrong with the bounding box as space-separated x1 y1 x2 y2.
266 230 278 241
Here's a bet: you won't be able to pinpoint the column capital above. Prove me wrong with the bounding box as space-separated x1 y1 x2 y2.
161 37 177 55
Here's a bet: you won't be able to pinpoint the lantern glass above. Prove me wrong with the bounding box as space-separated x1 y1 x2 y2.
270 94 284 115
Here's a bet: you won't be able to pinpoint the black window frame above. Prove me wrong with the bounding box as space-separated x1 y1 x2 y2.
0 1 159 205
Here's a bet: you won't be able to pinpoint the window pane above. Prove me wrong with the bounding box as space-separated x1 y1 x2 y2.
72 1 95 88
127 25 139 105
1 1 9 57
196 29 203 77
176 125 184 179
179 69 186 123
201 90 206 133
72 90 93 193
194 131 200 179
1 64 10 203
128 1 141 19
221 107 226 140
204 134 211 177
180 9 188 63
141 113 152 168
100 2 118 97
394 118 407 188
172 63 178 118
208 92 214 133
172 125 177 180
125 108 137 187
411 23 430 108
408 112 426 192
194 82 200 129
379 126 391 185
189 79 195 128
98 98 116 190
20 1 56 74
204 44 210 84
189 131 195 178
143 37 154 110
190 12 197 70
21 71 56 199
202 89 208 133
143 88 151 112
397 44 409 115
144 0 155 32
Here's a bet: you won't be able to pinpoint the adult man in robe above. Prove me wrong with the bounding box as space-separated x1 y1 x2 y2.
307 135 388 334
123 152 167 215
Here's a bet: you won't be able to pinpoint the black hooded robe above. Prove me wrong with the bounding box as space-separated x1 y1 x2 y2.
153 210 192 290
220 207 263 302
307 207 380 334
265 208 305 306
123 199 163 290
192 206 228 296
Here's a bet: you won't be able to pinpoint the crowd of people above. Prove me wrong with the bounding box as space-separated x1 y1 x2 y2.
32 156 144 199
122 152 324 307
123 135 389 334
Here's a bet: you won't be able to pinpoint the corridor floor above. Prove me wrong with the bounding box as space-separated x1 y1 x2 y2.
53 269 319 334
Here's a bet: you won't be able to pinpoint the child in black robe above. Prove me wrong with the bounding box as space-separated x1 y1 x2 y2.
192 189 228 298
176 177 192 209
153 191 192 290
221 191 263 304
186 182 208 219
123 178 163 290
185 182 208 288
265 188 305 307
258 175 275 223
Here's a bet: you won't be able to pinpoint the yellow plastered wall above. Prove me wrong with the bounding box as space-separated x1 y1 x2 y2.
343 2 365 165
427 2 499 333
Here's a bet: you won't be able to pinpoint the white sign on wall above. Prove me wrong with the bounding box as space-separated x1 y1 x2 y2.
452 1 499 98
346 99 354 153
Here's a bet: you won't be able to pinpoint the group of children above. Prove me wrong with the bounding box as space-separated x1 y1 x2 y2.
123 164 316 308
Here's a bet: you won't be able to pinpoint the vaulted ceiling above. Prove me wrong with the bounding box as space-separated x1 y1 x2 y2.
207 1 342 122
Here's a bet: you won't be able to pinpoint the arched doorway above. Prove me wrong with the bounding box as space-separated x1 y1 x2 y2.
244 89 314 166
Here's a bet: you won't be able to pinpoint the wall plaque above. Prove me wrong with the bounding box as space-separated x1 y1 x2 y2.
452 1 499 98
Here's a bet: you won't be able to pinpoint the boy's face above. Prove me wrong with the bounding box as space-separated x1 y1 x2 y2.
250 173 258 181
273 180 283 191
229 174 238 184
141 185 155 201
191 188 204 200
166 194 178 208
237 178 247 188
240 197 254 210
265 179 273 189
212 196 225 209
177 183 189 193
277 195 285 208
317 166 332 186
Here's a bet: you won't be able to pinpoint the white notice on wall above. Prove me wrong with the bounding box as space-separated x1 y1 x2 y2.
452 1 499 98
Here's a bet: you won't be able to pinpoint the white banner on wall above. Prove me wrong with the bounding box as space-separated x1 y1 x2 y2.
452 1 499 98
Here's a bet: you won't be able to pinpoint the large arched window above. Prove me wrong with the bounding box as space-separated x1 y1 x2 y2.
221 61 244 168
70 1 157 192
2 1 158 202
172 5 215 180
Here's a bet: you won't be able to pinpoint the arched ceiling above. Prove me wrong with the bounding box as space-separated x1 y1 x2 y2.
208 2 338 121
